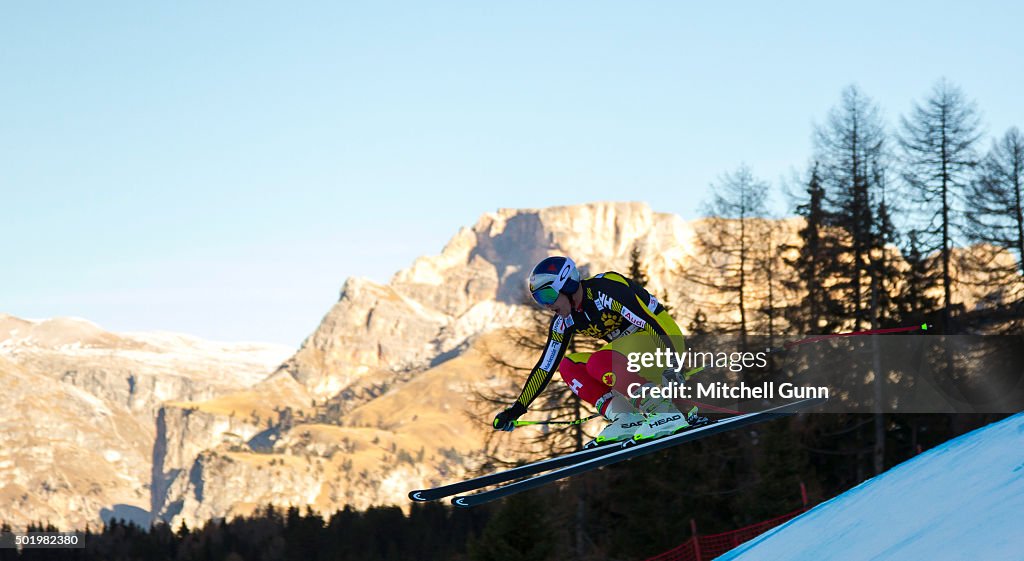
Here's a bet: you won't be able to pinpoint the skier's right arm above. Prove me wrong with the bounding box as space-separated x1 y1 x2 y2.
493 316 574 431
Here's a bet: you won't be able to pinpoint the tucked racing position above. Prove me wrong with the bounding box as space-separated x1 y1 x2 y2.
493 255 706 447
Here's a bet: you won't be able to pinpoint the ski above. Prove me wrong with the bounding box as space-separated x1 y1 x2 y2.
408 439 625 502
451 397 826 508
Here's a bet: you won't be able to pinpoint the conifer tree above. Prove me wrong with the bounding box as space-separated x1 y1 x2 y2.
815 85 890 330
469 494 556 561
964 127 1024 332
739 417 811 519
689 165 772 352
967 127 1024 274
899 79 982 332
892 232 941 323
628 245 650 288
784 163 844 334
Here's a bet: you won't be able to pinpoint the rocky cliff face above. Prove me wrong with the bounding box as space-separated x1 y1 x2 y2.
0 315 291 530
156 331 515 528
152 371 314 522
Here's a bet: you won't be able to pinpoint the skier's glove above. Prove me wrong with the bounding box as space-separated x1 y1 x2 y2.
493 402 527 432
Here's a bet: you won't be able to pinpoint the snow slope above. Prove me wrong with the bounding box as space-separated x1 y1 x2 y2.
717 413 1024 561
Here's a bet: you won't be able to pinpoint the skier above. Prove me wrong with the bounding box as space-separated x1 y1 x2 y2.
492 255 705 447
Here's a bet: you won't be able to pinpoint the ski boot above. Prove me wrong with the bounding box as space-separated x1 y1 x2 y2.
585 413 647 448
633 398 690 442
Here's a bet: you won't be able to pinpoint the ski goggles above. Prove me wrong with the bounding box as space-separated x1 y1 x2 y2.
531 285 560 306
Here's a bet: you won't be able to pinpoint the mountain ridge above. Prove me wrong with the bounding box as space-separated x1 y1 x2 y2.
0 314 292 530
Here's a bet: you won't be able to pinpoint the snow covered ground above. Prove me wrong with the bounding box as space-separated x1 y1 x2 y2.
717 412 1024 561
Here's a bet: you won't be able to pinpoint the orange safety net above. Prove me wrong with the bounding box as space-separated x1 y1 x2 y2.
643 508 808 561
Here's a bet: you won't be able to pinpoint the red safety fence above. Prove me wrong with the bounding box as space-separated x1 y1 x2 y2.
642 507 809 561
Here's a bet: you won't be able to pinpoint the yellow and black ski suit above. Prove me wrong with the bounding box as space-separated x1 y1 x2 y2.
511 271 686 417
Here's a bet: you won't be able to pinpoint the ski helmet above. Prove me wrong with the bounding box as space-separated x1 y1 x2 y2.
528 256 581 306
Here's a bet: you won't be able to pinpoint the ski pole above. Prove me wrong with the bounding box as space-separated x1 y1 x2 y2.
513 414 602 427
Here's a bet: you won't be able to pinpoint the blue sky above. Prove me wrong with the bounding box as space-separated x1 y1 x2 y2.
2 1 1022 346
